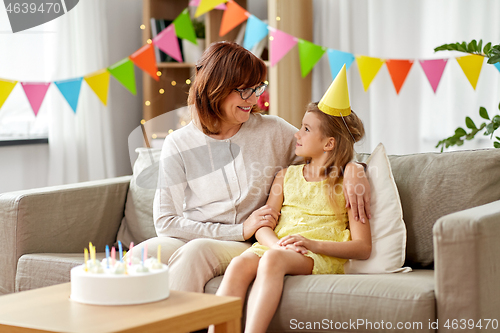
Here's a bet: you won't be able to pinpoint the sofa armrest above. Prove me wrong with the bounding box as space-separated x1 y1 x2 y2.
433 200 500 326
0 176 131 295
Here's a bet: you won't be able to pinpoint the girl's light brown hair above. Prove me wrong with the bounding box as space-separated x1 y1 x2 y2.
187 41 267 135
305 103 365 211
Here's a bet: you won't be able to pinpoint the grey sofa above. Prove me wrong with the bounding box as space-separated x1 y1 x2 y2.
1 148 500 332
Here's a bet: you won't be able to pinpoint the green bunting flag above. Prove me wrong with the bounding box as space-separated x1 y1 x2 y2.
108 58 136 95
174 8 198 45
298 39 327 78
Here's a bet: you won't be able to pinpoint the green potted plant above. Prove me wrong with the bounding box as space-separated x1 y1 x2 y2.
435 40 500 151
182 18 206 64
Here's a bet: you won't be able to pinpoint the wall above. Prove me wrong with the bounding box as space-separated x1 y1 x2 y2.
0 0 143 194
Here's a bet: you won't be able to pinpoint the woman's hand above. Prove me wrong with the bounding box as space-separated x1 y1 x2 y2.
343 162 371 223
278 234 315 254
242 205 280 240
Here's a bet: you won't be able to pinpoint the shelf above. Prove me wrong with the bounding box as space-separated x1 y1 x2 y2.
157 62 196 69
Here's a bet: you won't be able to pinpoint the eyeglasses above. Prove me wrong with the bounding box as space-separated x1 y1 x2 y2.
234 83 268 100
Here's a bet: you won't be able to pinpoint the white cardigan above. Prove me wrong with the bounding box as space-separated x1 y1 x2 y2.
153 113 298 242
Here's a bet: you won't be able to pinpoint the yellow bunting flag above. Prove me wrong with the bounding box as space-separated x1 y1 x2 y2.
195 0 227 18
0 79 17 110
355 56 385 91
456 54 484 90
84 70 110 106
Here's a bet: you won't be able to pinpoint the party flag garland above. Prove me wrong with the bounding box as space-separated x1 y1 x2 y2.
1 0 498 117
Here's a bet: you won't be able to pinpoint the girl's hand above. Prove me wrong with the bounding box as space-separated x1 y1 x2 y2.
271 242 308 255
278 234 316 253
242 205 280 240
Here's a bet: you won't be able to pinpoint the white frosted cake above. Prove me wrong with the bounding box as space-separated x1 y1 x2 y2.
70 258 169 305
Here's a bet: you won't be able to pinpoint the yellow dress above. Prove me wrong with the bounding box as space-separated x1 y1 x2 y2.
244 164 351 274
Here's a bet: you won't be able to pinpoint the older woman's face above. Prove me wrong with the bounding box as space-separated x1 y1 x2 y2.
220 85 259 126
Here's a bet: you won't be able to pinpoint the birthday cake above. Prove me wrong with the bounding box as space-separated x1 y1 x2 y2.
70 242 170 305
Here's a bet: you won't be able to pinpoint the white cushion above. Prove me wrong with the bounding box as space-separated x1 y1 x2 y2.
344 143 411 274
116 148 161 248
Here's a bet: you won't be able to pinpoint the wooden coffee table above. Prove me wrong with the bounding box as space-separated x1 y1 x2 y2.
0 283 241 333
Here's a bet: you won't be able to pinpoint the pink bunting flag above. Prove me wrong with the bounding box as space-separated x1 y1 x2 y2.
269 27 298 67
153 24 183 63
419 59 447 93
20 82 51 116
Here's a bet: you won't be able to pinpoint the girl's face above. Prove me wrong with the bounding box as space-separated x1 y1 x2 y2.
219 84 259 127
294 112 332 158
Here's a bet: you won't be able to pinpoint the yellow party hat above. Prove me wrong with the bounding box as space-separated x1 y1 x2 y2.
318 64 351 117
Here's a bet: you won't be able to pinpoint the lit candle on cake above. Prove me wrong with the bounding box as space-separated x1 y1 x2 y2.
157 245 161 264
90 244 96 266
118 241 123 262
123 251 128 274
105 245 110 269
84 248 88 272
129 242 134 266
111 246 116 266
141 248 145 267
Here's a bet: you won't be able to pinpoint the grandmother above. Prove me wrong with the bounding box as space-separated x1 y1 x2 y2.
135 41 371 292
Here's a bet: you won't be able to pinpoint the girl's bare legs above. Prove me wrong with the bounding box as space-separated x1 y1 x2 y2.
245 249 313 333
208 253 260 333
215 252 260 299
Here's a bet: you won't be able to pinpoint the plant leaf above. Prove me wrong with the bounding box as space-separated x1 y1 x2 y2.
457 42 467 52
493 115 500 125
483 42 492 55
479 107 490 120
478 40 483 53
465 117 477 129
487 55 500 64
455 127 466 136
495 141 500 149
468 40 477 53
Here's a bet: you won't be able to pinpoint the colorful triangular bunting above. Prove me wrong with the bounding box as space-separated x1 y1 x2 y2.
0 79 17 110
130 44 159 82
269 28 297 67
174 8 197 45
108 58 137 95
385 59 414 94
327 49 355 79
243 15 269 51
494 62 500 73
355 56 385 91
419 59 447 93
195 0 226 17
456 54 484 90
298 39 327 78
220 0 249 37
20 82 51 116
54 77 83 113
190 0 226 10
153 24 183 63
84 70 110 106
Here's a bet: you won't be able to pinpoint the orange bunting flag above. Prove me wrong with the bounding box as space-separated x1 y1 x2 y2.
456 55 484 90
0 79 17 110
355 56 385 91
385 59 414 94
220 0 249 36
195 0 227 18
130 44 160 81
84 70 110 106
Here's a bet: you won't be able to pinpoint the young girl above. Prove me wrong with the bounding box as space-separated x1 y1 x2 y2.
213 101 372 333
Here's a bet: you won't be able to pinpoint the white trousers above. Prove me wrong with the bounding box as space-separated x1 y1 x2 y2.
132 237 251 293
